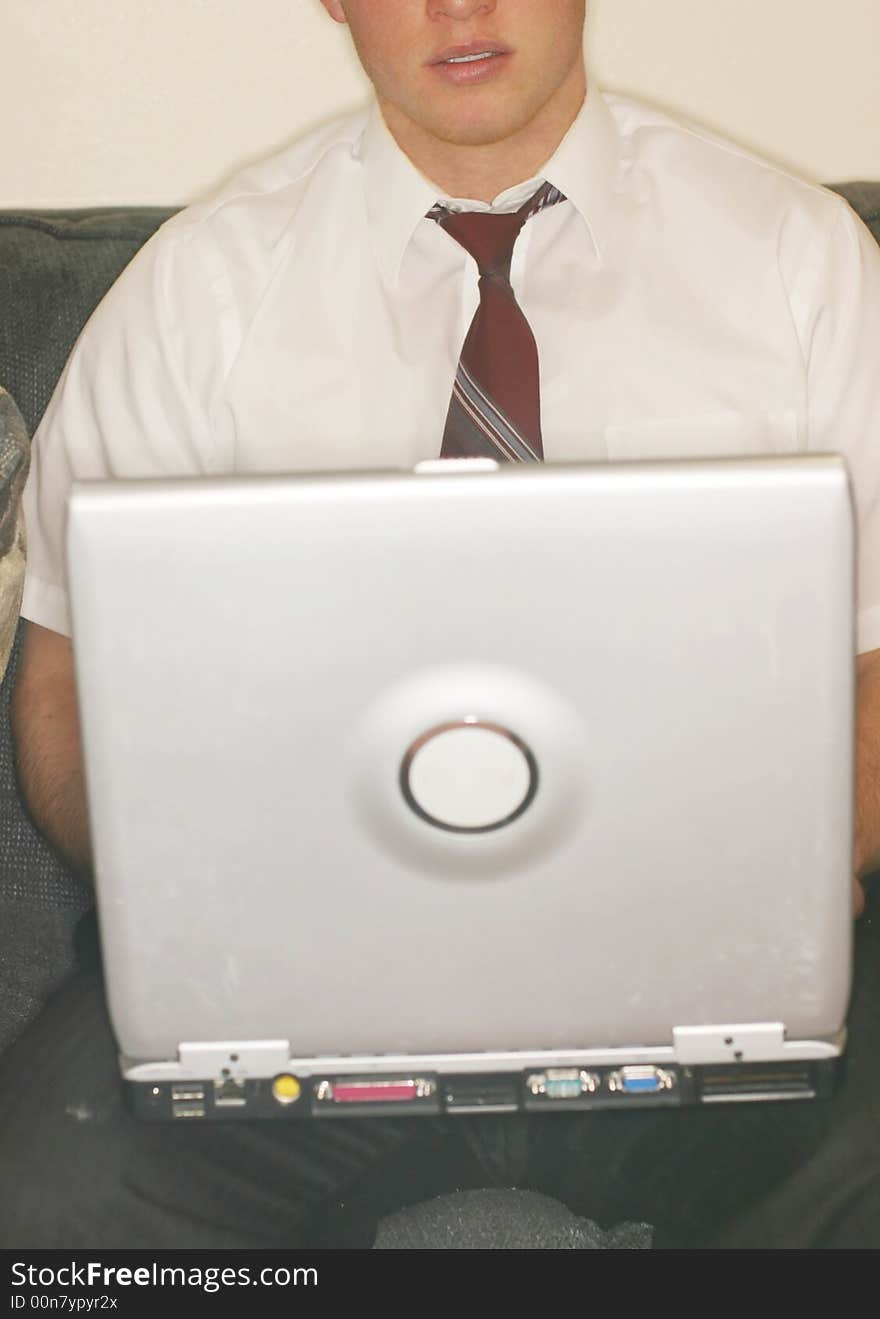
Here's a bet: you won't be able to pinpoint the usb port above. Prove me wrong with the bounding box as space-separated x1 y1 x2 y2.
172 1100 206 1119
171 1084 205 1103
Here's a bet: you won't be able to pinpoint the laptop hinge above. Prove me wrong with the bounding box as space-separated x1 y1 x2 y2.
673 1023 785 1064
178 1040 291 1079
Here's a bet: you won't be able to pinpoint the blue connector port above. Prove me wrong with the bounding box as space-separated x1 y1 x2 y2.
607 1065 675 1096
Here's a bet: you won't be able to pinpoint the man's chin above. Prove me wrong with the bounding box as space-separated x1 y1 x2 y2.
425 110 536 151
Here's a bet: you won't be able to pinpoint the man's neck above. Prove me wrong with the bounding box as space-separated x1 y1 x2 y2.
379 72 587 204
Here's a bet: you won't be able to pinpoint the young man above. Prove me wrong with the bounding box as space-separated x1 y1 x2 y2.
3 0 880 1247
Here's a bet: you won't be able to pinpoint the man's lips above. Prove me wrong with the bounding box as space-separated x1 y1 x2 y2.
427 42 512 85
428 41 512 67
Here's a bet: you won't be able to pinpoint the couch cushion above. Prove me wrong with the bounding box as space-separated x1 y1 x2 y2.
830 181 880 246
0 211 176 1050
0 209 177 439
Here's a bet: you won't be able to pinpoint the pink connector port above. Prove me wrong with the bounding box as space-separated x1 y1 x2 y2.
315 1078 436 1106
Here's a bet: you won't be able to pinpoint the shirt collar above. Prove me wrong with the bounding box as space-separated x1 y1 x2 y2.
540 82 619 264
359 81 621 287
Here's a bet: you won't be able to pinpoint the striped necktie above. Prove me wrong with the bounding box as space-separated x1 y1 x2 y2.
429 182 564 462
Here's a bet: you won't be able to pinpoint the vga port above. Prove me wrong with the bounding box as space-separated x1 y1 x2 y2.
607 1065 676 1096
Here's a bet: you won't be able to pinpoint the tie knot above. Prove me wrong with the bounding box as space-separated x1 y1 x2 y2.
429 182 564 280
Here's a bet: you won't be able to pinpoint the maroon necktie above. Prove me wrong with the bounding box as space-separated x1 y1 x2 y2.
429 182 564 462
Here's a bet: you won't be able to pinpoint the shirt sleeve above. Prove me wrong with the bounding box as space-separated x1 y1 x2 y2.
799 197 880 655
20 220 234 636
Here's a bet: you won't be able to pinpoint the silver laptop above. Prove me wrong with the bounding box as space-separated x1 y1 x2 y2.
66 455 855 1122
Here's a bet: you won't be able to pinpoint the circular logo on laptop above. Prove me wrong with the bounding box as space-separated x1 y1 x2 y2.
400 720 538 834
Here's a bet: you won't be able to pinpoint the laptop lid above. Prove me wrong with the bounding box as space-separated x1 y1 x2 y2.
66 456 855 1109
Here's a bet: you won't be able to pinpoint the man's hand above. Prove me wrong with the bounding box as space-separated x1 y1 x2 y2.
854 647 880 916
11 619 92 878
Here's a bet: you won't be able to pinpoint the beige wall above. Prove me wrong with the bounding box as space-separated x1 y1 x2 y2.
3 0 878 208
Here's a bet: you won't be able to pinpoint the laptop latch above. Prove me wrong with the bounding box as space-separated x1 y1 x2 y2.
673 1023 785 1064
178 1040 291 1080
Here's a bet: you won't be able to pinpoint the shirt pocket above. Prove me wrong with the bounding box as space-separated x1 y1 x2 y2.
604 409 800 461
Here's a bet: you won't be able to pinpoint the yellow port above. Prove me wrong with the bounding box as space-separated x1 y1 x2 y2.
272 1074 302 1106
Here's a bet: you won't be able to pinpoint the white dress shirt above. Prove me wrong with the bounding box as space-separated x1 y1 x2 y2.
21 84 880 648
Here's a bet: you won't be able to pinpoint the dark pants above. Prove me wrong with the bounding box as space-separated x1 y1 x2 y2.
2 902 880 1249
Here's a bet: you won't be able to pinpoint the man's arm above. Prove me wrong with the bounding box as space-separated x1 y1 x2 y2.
11 620 91 879
854 646 880 914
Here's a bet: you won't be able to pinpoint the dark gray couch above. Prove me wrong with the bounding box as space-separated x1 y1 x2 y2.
1 185 878 1056
0 208 175 1051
